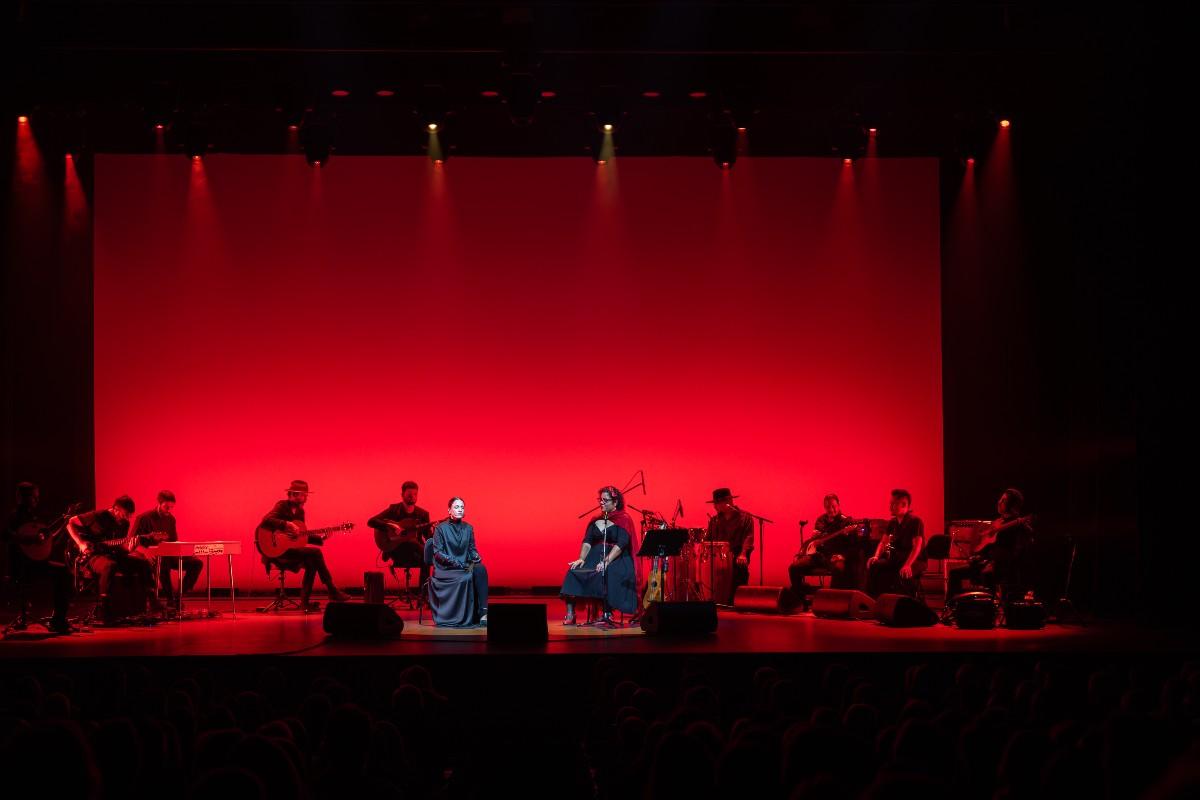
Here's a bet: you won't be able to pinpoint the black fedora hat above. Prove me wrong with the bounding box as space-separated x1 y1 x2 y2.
706 488 739 504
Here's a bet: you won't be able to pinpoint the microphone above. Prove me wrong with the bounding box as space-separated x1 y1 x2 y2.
642 470 648 495
676 499 684 517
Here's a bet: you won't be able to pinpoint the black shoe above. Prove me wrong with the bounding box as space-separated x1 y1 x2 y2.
48 618 74 635
301 600 321 612
329 589 351 603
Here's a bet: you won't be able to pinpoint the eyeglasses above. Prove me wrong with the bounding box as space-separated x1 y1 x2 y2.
598 497 614 503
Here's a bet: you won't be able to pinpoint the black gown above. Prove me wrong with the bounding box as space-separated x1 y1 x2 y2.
429 520 489 627
559 519 638 614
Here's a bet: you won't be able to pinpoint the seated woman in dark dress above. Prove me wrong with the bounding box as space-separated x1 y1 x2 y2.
429 497 489 627
560 485 639 625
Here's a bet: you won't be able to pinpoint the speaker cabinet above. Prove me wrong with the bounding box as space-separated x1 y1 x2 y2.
734 585 799 614
322 601 404 639
486 603 549 644
811 589 876 620
640 601 718 635
874 593 938 627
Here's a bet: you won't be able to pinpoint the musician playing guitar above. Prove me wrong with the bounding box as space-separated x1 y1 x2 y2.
4 482 74 634
866 489 926 598
132 489 201 604
258 480 349 611
368 480 433 587
66 495 160 621
788 493 860 605
947 487 1034 600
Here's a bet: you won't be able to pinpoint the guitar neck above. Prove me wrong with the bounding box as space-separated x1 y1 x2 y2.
305 524 348 538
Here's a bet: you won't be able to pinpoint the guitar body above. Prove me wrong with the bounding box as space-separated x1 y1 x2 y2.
14 504 82 563
642 559 664 608
255 521 354 560
970 515 1034 565
374 518 433 554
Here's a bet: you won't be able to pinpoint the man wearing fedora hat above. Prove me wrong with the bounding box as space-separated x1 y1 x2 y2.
704 488 754 604
259 480 349 610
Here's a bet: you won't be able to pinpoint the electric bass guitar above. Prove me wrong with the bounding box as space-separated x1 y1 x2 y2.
254 520 354 560
799 520 862 556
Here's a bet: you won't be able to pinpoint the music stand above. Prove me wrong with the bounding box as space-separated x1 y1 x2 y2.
637 528 689 603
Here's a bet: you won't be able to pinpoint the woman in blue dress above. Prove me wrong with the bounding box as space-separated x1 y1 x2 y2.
560 486 639 625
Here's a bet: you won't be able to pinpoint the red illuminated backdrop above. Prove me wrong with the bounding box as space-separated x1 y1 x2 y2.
94 155 942 590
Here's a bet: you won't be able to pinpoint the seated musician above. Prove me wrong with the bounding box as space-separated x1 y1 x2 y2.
4 482 73 634
132 489 201 604
865 488 926 598
368 480 432 587
259 480 349 611
429 497 489 627
705 487 754 604
560 486 638 625
788 493 859 605
947 487 1034 600
66 495 158 621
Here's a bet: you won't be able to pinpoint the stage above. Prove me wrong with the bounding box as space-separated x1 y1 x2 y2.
0 595 1181 659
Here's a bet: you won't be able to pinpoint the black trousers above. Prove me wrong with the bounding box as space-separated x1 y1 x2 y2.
471 563 489 615
12 554 73 623
275 545 338 599
866 560 918 598
89 551 155 598
159 556 203 599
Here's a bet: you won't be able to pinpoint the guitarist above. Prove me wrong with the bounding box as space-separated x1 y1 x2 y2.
947 487 1033 599
866 489 926 598
67 495 159 620
132 490 201 604
4 482 73 634
258 480 349 611
368 480 432 585
788 493 859 605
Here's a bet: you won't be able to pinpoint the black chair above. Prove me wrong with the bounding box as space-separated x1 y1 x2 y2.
256 558 304 613
417 538 436 625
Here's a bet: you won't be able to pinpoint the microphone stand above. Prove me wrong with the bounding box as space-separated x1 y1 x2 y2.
734 506 774 586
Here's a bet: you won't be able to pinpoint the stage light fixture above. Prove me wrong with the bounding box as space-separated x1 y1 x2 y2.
831 116 868 161
708 117 738 170
17 115 28 124
507 72 538 127
301 119 332 166
1000 119 1011 128
181 119 210 160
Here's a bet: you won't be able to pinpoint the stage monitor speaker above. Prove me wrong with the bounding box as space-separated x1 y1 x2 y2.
953 592 997 629
640 601 718 635
487 603 548 644
811 589 876 620
322 601 404 639
734 585 799 614
1003 601 1046 630
874 594 938 627
363 571 385 604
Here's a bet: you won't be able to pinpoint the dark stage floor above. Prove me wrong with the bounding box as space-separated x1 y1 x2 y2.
1 595 1186 658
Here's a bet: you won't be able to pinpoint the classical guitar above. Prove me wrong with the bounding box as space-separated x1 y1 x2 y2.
374 517 437 554
13 502 83 563
970 514 1034 563
254 520 354 560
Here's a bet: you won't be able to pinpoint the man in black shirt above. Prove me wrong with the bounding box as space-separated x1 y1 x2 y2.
67 495 157 617
368 480 433 589
132 490 202 603
258 480 349 611
705 488 754 604
789 493 860 603
4 482 74 633
866 488 926 597
947 487 1034 599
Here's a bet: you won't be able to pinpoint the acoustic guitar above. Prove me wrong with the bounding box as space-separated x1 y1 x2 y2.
373 517 437 554
255 520 354 560
12 502 83 563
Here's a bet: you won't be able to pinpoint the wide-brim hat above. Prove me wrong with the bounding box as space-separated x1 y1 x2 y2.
706 488 739 504
287 480 314 494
